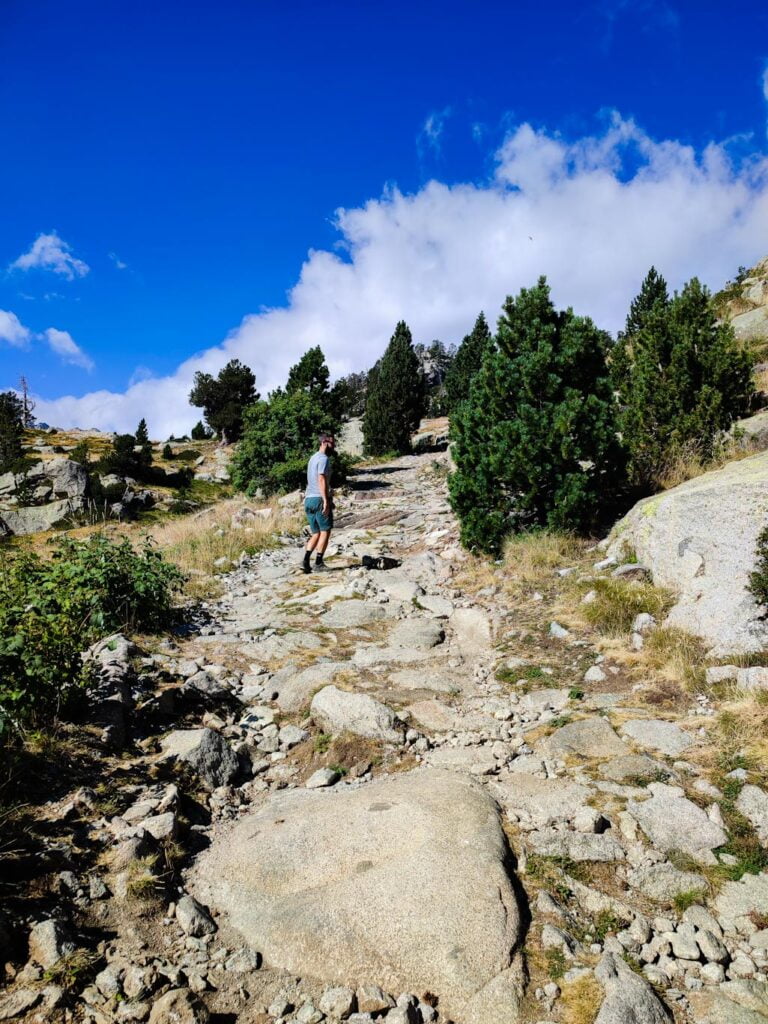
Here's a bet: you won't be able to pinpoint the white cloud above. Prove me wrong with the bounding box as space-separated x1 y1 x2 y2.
109 251 128 270
418 108 452 159
0 309 33 348
10 231 90 280
33 112 768 438
43 328 95 371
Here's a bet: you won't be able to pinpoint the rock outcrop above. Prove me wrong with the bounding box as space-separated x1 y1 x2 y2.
192 769 524 1024
607 449 768 655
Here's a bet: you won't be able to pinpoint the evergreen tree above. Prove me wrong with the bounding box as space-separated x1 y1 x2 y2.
232 389 338 495
163 443 174 460
135 418 152 468
0 392 24 473
329 371 368 421
444 312 493 411
362 321 425 455
615 273 753 488
449 279 626 554
191 420 212 441
286 345 331 400
233 347 340 495
610 267 669 400
189 359 258 442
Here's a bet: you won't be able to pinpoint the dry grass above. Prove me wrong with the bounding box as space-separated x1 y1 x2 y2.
714 687 768 766
576 577 673 637
559 973 603 1024
643 625 707 691
656 436 764 491
148 496 301 595
502 531 588 586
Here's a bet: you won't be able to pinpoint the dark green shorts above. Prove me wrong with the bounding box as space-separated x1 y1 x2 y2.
305 496 333 533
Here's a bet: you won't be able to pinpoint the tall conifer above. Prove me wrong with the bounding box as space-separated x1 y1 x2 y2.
362 322 425 455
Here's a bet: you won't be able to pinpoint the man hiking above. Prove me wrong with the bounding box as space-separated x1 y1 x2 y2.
302 433 335 573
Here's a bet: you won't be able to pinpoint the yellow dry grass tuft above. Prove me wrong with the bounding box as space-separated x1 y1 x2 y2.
148 496 301 589
656 436 764 491
502 530 588 586
715 687 768 766
559 973 603 1024
576 577 673 637
643 625 707 691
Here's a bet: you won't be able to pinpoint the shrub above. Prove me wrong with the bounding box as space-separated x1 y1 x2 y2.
449 279 626 554
612 270 754 490
749 523 768 608
191 420 213 441
162 443 174 460
0 535 183 735
232 350 341 496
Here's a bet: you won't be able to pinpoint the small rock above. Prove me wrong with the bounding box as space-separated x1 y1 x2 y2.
306 768 340 789
319 986 356 1018
175 895 217 937
549 622 569 639
0 989 41 1020
356 984 393 1014
27 919 76 969
148 988 210 1023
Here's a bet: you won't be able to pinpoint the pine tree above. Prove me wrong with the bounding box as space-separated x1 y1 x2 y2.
134 418 152 468
615 273 753 488
444 312 493 411
610 267 669 400
191 420 212 441
0 391 24 473
286 346 331 400
362 322 425 455
449 279 626 554
189 359 258 442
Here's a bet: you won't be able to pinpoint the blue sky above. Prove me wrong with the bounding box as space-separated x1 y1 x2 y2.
2 0 768 435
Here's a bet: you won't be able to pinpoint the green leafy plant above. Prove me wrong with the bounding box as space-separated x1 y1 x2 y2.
0 535 183 736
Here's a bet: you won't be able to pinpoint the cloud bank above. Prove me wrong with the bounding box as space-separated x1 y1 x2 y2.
35 113 768 437
9 231 90 280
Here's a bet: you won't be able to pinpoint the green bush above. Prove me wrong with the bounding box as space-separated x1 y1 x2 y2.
612 269 754 490
0 535 184 736
232 348 339 495
449 278 626 555
749 523 768 609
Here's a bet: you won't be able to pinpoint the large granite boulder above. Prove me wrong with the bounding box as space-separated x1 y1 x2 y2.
191 769 524 1024
606 450 768 655
0 498 83 535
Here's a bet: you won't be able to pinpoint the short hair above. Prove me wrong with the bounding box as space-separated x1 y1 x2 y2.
319 432 335 444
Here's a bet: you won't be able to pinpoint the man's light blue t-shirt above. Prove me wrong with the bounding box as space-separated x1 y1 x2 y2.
306 451 332 498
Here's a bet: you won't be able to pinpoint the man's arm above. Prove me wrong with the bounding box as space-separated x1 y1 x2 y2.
319 471 329 515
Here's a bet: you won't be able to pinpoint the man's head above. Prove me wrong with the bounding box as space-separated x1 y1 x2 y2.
319 432 336 454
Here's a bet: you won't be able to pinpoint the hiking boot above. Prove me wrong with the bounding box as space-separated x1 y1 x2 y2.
313 562 330 572
301 560 312 574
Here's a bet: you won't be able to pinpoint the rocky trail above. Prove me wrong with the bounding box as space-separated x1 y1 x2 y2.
6 449 768 1024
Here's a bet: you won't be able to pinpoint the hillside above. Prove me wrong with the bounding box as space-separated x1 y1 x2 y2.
716 257 768 363
4 440 768 1023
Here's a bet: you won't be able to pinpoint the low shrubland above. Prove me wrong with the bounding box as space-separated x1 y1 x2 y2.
0 534 183 737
